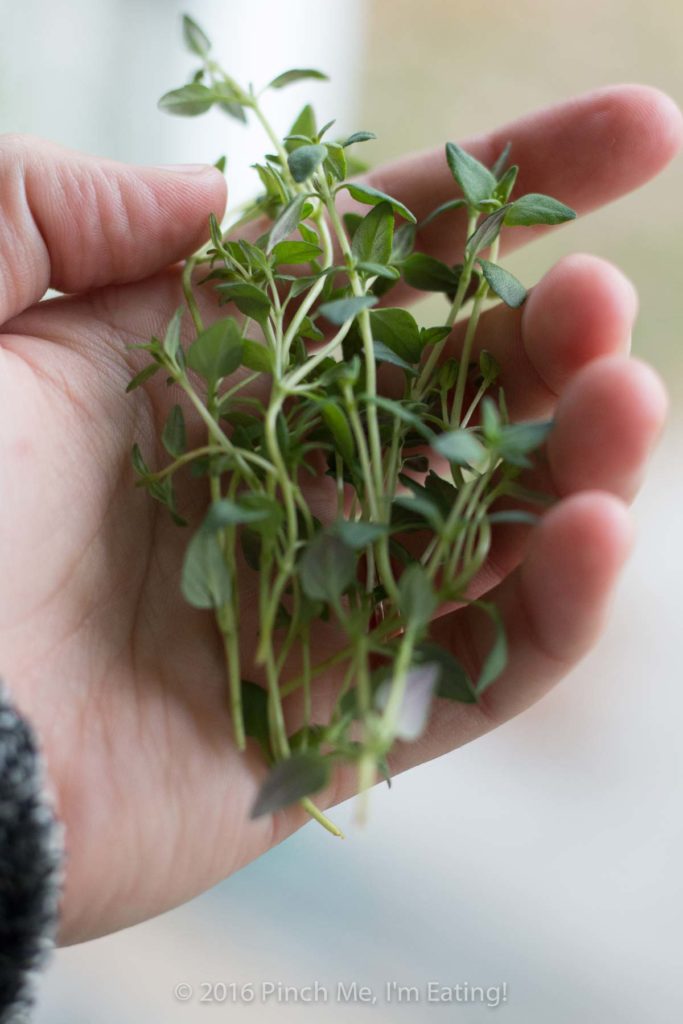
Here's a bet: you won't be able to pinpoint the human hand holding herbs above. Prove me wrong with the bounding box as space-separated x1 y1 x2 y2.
1 14 679 942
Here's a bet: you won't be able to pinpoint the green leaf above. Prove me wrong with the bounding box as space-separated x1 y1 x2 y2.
299 531 357 603
466 206 510 257
286 105 317 151
318 294 378 325
240 680 271 759
332 520 389 548
370 307 422 363
320 402 355 464
241 338 273 374
182 14 211 56
366 394 435 440
374 662 439 741
181 529 232 609
498 420 553 467
125 362 160 393
268 68 329 89
402 253 460 293
490 140 512 180
445 142 497 206
391 222 416 261
479 349 500 382
356 261 400 281
420 325 452 348
250 751 330 818
238 493 284 537
287 144 327 183
186 318 243 386
432 429 486 466
202 498 274 531
158 83 214 116
420 198 466 228
477 258 527 308
216 282 272 324
487 509 540 527
338 182 416 223
504 194 576 227
392 493 443 531
397 563 438 631
495 164 518 203
266 193 309 252
473 602 507 695
351 201 394 266
324 142 347 182
373 341 417 375
163 307 183 361
414 642 476 703
271 240 321 265
161 404 186 458
342 131 377 147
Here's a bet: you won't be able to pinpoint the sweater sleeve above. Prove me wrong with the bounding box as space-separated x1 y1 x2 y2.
0 679 64 1023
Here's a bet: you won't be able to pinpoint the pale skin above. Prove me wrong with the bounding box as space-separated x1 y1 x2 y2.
0 84 680 946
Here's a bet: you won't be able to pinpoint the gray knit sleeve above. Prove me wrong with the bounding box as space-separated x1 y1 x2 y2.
0 680 64 1023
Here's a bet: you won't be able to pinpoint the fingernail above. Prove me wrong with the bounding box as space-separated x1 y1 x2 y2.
152 163 214 174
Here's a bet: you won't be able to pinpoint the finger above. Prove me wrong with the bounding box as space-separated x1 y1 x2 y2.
361 85 682 274
393 490 635 772
463 354 668 597
0 134 226 325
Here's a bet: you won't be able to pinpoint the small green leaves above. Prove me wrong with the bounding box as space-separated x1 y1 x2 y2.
370 307 422 363
397 563 438 631
332 519 388 548
268 68 329 90
433 429 486 466
420 198 466 228
202 498 274 530
158 83 215 116
216 282 271 324
181 529 232 609
373 342 417 375
287 143 327 182
162 404 186 458
338 182 416 223
445 142 496 206
126 362 160 393
241 338 273 374
504 194 576 226
414 642 476 703
240 680 271 759
266 193 310 252
472 602 507 694
476 259 527 308
320 402 355 463
271 240 321 264
182 14 211 57
497 420 553 467
342 131 377 147
299 530 357 604
163 307 183 361
187 318 243 387
318 294 378 324
250 751 330 818
466 206 509 257
351 201 394 265
402 253 460 293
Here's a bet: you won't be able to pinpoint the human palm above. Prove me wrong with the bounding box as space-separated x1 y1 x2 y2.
0 85 680 945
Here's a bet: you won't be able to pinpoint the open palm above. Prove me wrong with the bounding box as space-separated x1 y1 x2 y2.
1 85 680 945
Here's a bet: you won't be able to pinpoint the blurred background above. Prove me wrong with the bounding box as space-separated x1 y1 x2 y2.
1 0 681 1020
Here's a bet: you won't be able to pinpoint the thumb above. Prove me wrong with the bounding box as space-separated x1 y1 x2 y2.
0 134 227 324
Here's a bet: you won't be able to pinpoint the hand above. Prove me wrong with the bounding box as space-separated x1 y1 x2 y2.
1 85 680 945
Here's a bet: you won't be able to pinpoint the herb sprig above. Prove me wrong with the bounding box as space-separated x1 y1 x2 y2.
129 15 576 836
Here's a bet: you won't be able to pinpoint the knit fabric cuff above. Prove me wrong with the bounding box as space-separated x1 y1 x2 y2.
0 679 64 1023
